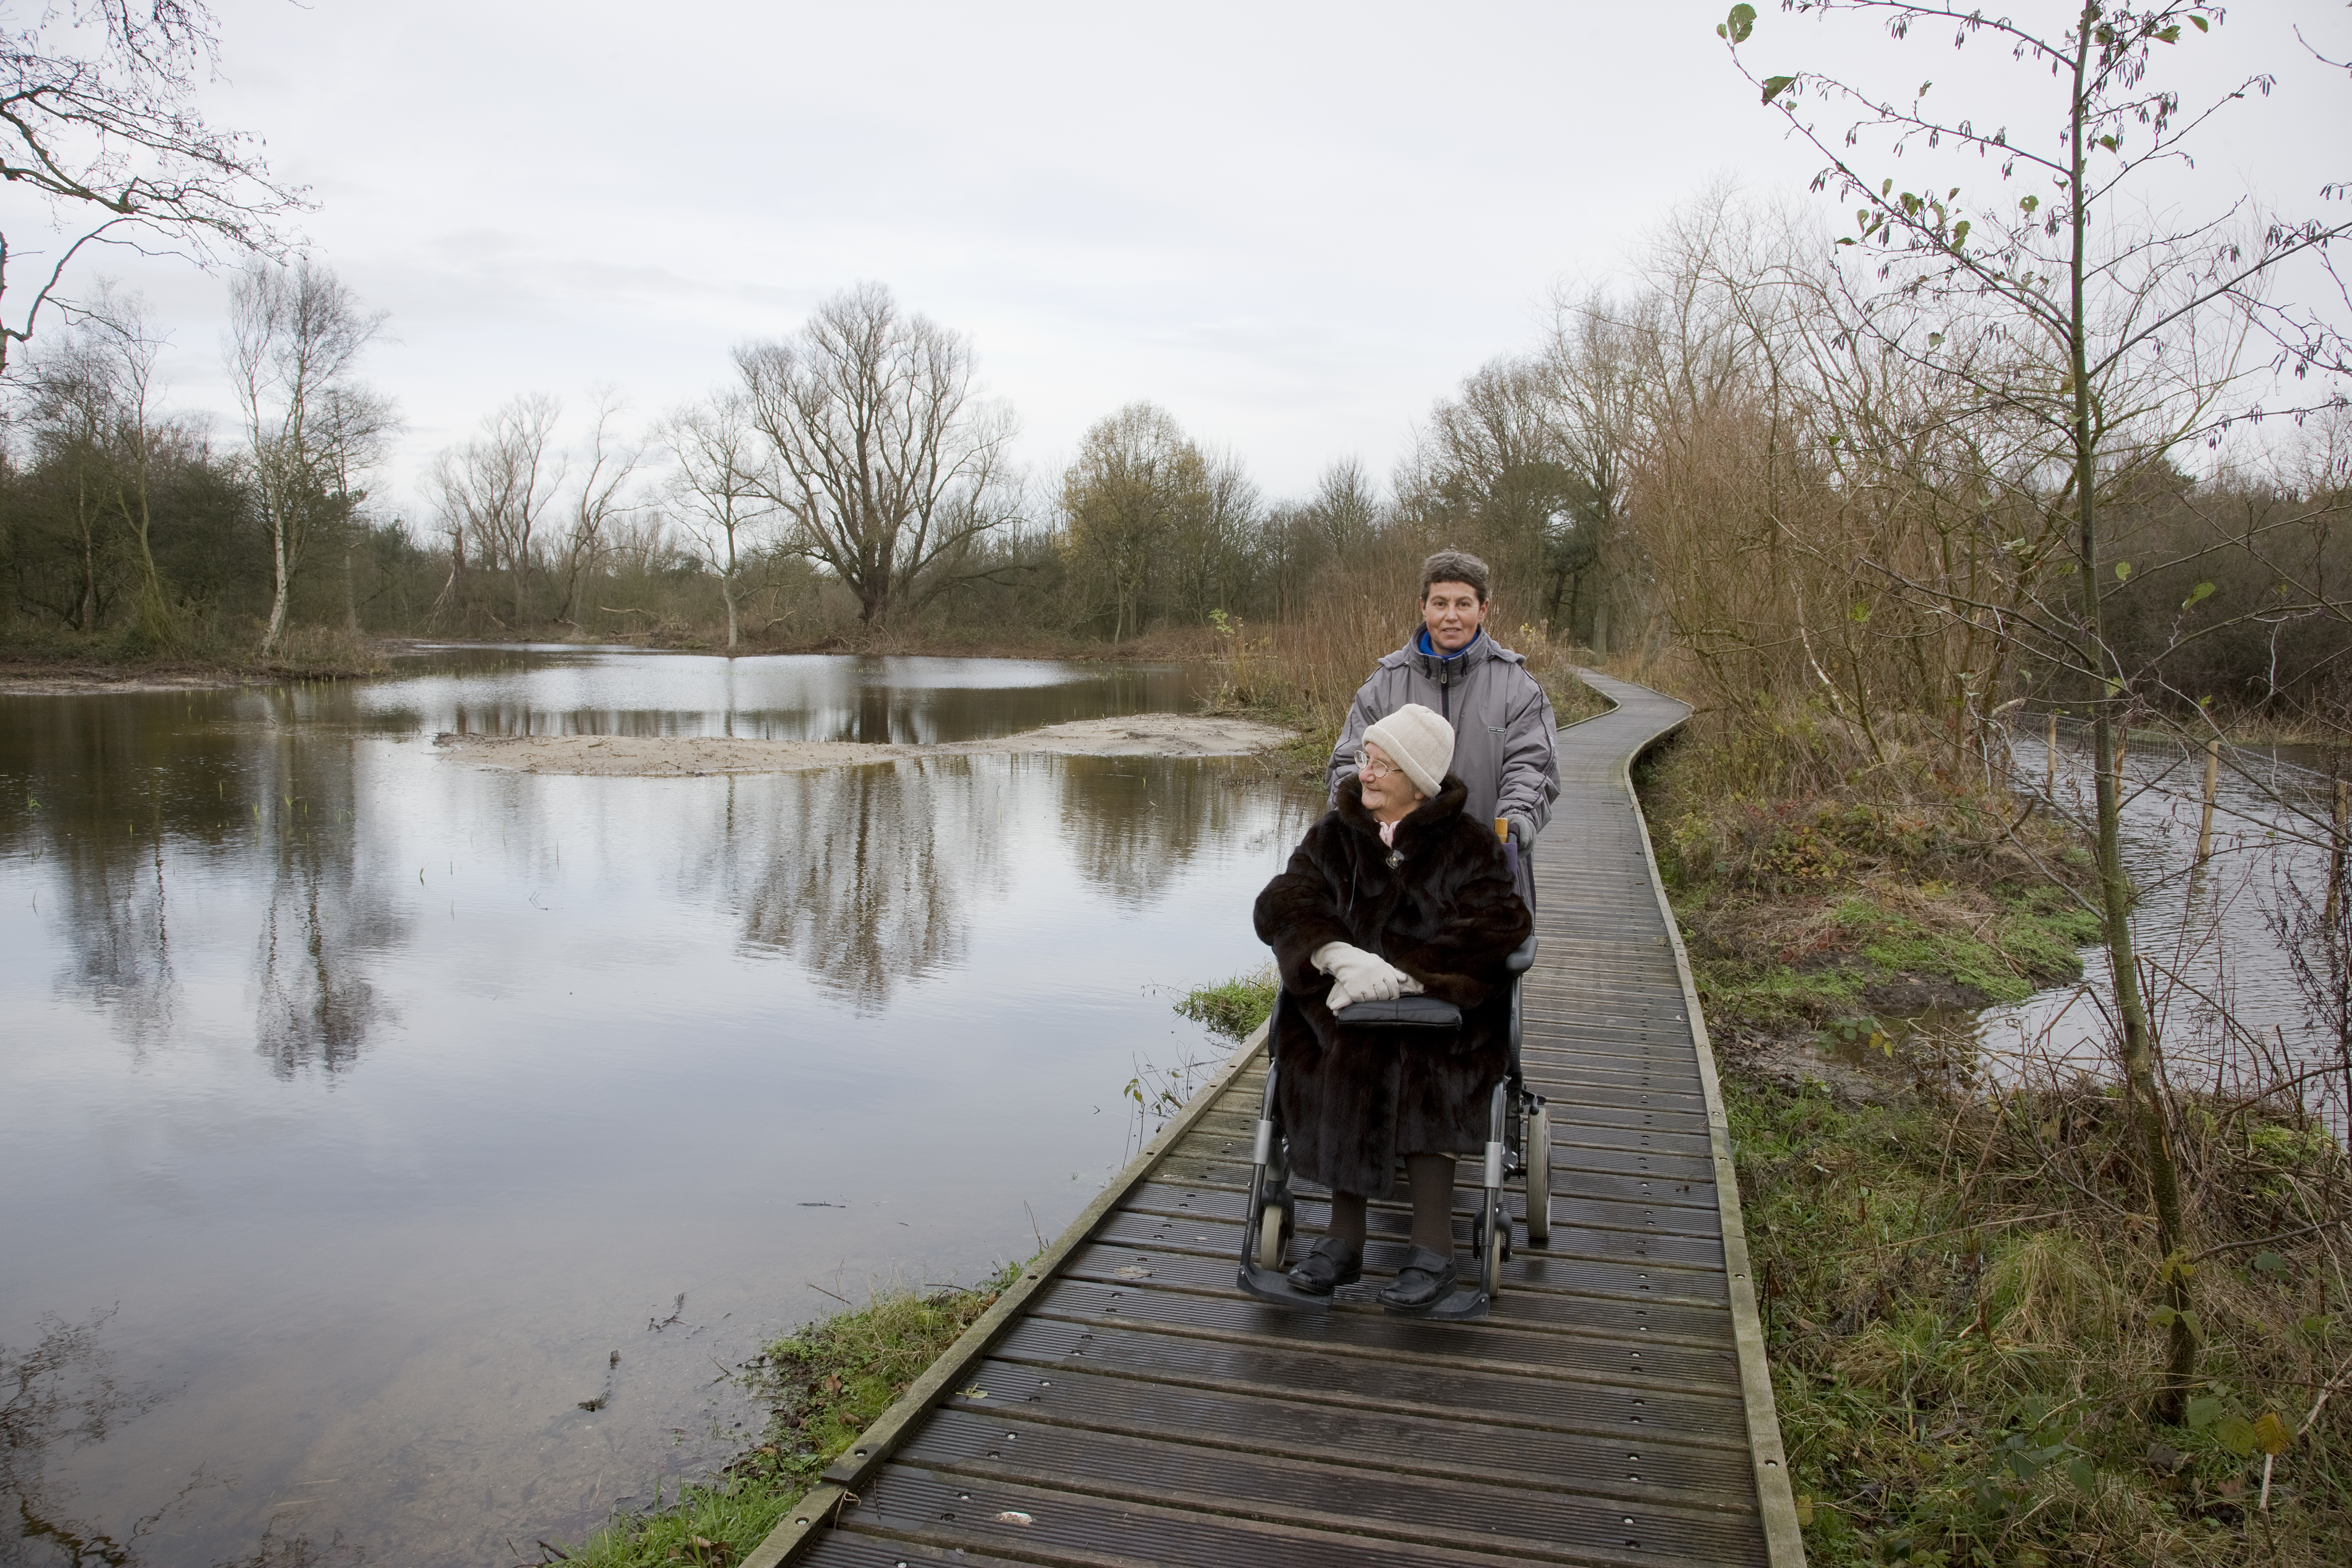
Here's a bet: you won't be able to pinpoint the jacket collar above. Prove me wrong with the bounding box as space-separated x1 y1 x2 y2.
1415 626 1483 661
1382 626 1522 682
1336 772 1470 853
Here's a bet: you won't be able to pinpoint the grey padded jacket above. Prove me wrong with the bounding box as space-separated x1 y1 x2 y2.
1328 628 1562 905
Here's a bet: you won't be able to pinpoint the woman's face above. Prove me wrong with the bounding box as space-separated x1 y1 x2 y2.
1422 580 1488 652
1359 741 1424 823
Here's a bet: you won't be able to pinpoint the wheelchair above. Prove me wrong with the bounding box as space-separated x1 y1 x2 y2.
1235 932 1546 1320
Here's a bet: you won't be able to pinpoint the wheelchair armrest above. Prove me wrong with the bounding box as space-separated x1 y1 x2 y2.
1333 994 1463 1029
1503 934 1539 975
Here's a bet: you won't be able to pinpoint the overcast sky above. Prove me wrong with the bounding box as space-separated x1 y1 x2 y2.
33 0 2352 518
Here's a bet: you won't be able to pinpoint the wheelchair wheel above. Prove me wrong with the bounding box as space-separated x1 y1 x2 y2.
1254 1199 1292 1271
1484 1207 1509 1299
1525 1103 1553 1245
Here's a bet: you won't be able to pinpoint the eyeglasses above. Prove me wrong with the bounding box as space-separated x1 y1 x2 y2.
1353 751 1398 781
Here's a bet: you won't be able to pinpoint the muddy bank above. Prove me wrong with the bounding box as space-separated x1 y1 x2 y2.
0 661 257 694
431 713 1297 776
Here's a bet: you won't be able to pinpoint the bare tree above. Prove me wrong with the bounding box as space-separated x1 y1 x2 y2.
426 394 565 630
482 394 563 624
735 283 1019 629
0 2 304 374
83 291 176 645
1172 444 1260 624
1300 456 1385 559
227 260 390 655
1401 357 1588 633
663 390 772 649
1538 294 1649 649
553 392 640 629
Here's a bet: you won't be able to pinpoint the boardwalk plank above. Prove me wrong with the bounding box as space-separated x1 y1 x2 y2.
988 1317 1754 1444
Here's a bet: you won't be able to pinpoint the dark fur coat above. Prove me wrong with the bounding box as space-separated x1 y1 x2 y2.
1251 773 1533 1197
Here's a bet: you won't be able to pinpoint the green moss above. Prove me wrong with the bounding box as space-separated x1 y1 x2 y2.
552 1264 1019 1568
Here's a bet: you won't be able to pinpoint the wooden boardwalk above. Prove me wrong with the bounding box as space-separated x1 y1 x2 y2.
748 674 1804 1568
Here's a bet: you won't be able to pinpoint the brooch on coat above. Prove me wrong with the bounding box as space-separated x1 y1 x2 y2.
1385 848 1404 869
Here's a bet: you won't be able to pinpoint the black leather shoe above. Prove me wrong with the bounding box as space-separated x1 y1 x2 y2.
1379 1246 1459 1312
1286 1236 1362 1295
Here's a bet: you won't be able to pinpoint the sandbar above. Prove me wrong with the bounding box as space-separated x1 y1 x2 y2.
431 713 1296 776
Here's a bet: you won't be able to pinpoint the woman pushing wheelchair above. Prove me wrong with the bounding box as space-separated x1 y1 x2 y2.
1249 702 1533 1312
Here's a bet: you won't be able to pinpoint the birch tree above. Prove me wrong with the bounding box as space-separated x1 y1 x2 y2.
227 260 388 655
664 390 771 649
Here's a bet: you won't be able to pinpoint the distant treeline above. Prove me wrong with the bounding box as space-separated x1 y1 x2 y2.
5 213 2348 722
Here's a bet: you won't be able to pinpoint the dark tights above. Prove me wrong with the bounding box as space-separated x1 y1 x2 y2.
1327 1153 1455 1256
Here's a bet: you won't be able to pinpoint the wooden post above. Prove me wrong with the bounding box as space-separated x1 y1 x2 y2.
2195 740 2219 867
2046 712 2059 800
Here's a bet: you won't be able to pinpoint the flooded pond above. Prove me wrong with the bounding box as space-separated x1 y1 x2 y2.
1978 725 2347 1135
0 647 1320 1566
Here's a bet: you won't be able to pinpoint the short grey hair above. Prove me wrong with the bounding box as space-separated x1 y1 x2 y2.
1420 549 1492 604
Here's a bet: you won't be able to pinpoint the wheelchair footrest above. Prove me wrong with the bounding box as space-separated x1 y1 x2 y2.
1235 1261 1334 1312
1388 1283 1491 1322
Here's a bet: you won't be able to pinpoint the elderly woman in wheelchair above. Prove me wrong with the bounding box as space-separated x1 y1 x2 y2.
1245 702 1541 1317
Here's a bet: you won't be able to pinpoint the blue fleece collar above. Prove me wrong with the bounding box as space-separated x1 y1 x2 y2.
1416 627 1483 662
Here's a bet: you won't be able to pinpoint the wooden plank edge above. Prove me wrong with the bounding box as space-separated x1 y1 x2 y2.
1602 684 1809 1568
741 1020 1271 1568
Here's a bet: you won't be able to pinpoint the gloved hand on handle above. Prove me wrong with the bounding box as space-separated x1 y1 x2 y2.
1312 941 1424 1011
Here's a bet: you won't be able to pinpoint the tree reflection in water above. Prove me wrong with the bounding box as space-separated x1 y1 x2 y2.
2 690 407 1080
0 1311 358 1568
721 752 1315 1009
1056 756 1246 905
242 693 407 1080
727 756 1012 1011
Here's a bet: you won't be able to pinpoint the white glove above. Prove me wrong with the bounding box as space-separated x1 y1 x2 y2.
1312 941 1423 1011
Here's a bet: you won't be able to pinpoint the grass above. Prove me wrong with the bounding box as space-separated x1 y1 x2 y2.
1641 704 2103 1050
548 1263 1020 1568
1733 1073 2351 1563
1638 697 2352 1560
1175 966 1278 1042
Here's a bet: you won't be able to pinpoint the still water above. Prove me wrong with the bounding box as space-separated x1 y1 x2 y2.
0 648 1321 1567
1979 729 2346 1135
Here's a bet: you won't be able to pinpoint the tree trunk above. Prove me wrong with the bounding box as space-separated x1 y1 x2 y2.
2064 9 2194 1420
261 495 295 655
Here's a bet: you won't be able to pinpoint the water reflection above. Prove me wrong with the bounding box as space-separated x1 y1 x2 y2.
1060 756 1246 905
0 1308 167 1568
728 758 1013 1010
0 651 1309 1567
393 647 1214 745
712 754 1314 1011
1982 731 2347 1137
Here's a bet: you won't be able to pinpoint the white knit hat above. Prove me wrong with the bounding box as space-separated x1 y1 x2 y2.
1362 703 1454 801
